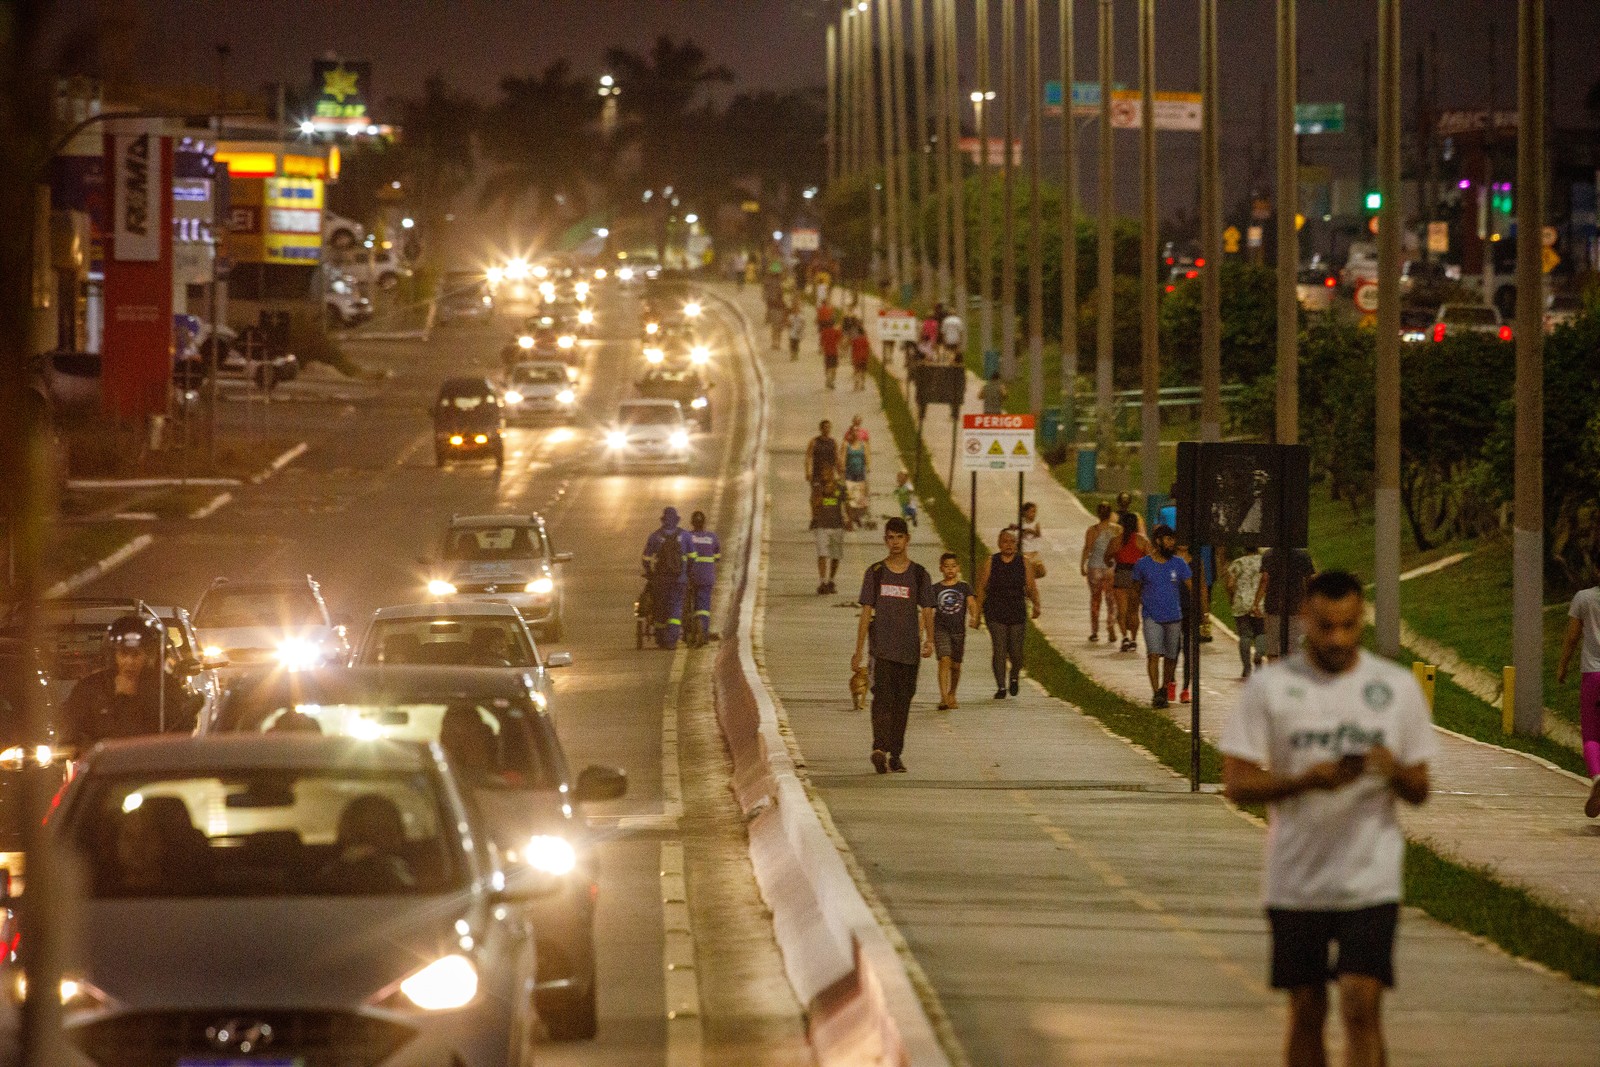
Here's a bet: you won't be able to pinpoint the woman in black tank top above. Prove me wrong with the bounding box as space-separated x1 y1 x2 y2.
977 529 1040 699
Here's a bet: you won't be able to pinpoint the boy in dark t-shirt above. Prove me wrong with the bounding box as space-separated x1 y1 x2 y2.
932 552 977 710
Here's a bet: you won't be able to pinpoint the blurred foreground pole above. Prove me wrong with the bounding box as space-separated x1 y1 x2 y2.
2 3 71 1063
889 0 917 303
826 23 839 180
999 0 1017 379
976 0 995 361
1094 0 1114 455
931 0 952 302
877 0 904 295
862 3 884 284
1138 0 1158 501
1511 0 1544 734
1198 0 1222 443
1374 0 1401 657
1059 0 1077 440
1025 0 1043 414
943 0 966 327
911 0 934 299
1275 0 1298 445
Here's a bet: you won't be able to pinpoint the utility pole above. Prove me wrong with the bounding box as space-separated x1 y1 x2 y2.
945 0 967 326
827 24 839 181
842 9 854 178
1199 0 1222 443
912 0 934 299
1275 0 1298 446
1095 0 1115 457
1483 21 1498 307
207 43 230 466
862 3 884 285
1138 0 1158 501
1025 0 1043 415
977 0 996 368
1374 0 1401 657
1000 0 1017 380
890 0 917 303
877 0 904 296
932 0 952 303
1059 0 1078 440
1511 0 1545 734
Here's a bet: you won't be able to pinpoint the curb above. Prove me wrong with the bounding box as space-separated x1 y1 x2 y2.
44 534 154 599
709 286 950 1067
67 477 240 490
250 441 309 484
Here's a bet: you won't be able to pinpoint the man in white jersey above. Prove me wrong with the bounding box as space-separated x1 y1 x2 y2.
1220 569 1435 1067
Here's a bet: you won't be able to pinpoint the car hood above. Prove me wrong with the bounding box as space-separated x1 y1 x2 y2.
74 894 477 1010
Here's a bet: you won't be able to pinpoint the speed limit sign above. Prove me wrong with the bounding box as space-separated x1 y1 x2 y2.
1353 280 1379 314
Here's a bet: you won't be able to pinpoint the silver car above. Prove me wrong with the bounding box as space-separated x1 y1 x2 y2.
193 576 350 672
350 602 572 708
425 516 571 642
45 734 541 1066
602 399 692 472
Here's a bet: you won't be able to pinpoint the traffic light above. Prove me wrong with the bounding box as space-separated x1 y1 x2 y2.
1364 190 1382 212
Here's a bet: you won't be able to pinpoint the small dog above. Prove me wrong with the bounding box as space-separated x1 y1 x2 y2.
849 665 871 711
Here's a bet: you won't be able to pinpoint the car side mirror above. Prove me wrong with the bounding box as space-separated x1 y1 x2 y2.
545 651 573 669
574 765 627 803
553 552 573 565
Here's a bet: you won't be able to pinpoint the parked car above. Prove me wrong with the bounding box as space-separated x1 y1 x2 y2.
327 272 374 329
344 248 412 291
433 378 505 469
1340 241 1378 288
424 514 572 641
1295 268 1339 311
1544 292 1584 333
322 211 365 250
1430 303 1512 342
192 576 349 672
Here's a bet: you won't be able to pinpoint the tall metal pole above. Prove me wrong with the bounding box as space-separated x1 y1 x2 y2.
911 0 934 299
890 0 917 302
841 10 854 178
1000 0 1018 380
207 43 230 466
1060 0 1078 441
1374 0 1402 657
945 0 968 329
1483 22 1498 309
827 24 839 181
1025 0 1043 415
1095 0 1115 455
1511 0 1545 733
863 3 884 285
877 0 904 296
1138 0 1159 502
1275 0 1298 445
932 0 952 303
977 0 996 368
1199 0 1222 443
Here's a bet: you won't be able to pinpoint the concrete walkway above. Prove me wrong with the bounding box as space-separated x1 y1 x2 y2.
739 286 1600 1066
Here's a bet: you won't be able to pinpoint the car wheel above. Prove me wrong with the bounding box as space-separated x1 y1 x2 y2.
540 984 598 1041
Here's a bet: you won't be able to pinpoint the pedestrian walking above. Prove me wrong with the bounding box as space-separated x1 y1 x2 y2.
810 468 846 594
892 469 918 527
684 510 721 647
1161 484 1214 643
939 306 966 360
921 303 944 352
1004 501 1046 579
852 518 935 774
641 507 692 650
932 552 977 710
1132 525 1191 708
1220 569 1435 1067
805 419 841 486
819 316 843 390
787 302 804 361
979 371 1007 415
1109 492 1148 652
842 425 870 529
849 320 871 391
1254 547 1316 661
1557 576 1600 817
1224 545 1266 678
975 528 1041 699
1080 502 1121 643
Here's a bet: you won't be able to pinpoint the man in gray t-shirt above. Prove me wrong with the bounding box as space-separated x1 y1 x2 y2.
852 518 935 774
1557 583 1600 817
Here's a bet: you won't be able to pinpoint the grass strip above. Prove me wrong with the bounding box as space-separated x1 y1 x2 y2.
1423 665 1588 778
873 353 1600 987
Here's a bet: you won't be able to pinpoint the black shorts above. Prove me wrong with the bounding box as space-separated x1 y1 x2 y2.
1267 903 1399 989
934 628 965 663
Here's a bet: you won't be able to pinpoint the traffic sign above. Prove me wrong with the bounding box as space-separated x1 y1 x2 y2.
791 228 820 252
1246 225 1263 249
1294 102 1345 135
1353 280 1379 314
1108 90 1202 132
1222 226 1241 254
961 414 1036 473
876 308 918 343
1542 247 1560 274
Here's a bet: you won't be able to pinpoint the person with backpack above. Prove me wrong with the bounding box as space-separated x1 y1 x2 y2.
641 507 692 650
852 518 936 774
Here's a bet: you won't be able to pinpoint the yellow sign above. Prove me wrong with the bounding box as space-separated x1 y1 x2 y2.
1012 440 1030 455
1542 247 1560 274
987 440 1005 455
322 66 360 103
1223 225 1241 254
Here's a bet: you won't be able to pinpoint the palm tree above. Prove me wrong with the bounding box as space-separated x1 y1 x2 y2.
479 62 605 220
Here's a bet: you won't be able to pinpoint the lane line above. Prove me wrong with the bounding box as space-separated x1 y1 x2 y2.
188 492 233 520
661 839 703 1067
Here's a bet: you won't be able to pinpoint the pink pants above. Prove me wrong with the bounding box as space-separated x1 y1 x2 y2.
1582 672 1600 778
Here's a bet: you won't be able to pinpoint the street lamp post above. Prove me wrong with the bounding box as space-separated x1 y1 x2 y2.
876 0 904 296
944 0 966 325
1095 0 1115 458
890 0 917 303
911 0 933 299
1000 0 1017 381
827 25 839 180
1060 0 1078 442
1139 0 1159 502
1199 0 1222 444
975 0 996 368
1275 0 1299 446
1375 0 1402 657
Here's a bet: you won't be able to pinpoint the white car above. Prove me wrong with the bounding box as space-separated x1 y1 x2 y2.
350 602 571 708
344 248 412 291
502 361 577 422
603 399 692 472
45 733 542 1066
323 211 366 250
1430 303 1511 343
193 576 350 671
426 515 571 641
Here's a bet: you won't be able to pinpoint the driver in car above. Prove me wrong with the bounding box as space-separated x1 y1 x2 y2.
319 795 417 893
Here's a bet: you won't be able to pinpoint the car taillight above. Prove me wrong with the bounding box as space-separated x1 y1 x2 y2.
1194 257 1206 268
1165 284 1175 293
1185 269 1198 279
1498 324 1513 341
1323 276 1337 288
1432 322 1446 342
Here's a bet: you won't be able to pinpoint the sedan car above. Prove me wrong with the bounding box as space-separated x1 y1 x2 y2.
206 667 627 1040
434 377 506 469
425 515 571 641
635 367 712 431
192 576 350 672
603 399 692 472
351 603 572 708
1295 268 1339 312
502 361 577 423
44 733 541 1066
1430 303 1512 343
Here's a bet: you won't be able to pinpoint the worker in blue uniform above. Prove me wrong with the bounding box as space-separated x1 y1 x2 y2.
685 509 722 647
642 507 692 649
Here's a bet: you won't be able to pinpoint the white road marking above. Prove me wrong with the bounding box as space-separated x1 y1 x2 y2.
188 492 233 520
661 839 703 1066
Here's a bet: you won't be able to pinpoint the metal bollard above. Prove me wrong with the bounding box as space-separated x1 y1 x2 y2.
1502 666 1515 734
1411 661 1436 711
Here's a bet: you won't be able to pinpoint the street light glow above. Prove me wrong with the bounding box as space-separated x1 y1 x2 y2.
400 217 415 229
600 74 615 87
298 119 315 135
684 213 698 224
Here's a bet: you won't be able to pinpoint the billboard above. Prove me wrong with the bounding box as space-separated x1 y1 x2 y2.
111 132 162 262
102 128 174 419
223 176 322 264
312 60 373 125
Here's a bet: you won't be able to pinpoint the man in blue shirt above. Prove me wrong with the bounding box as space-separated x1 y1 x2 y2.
1132 525 1192 709
642 507 692 650
685 510 722 647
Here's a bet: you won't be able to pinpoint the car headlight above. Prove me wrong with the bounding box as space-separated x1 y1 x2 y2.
669 429 690 449
532 264 548 279
523 834 577 876
517 334 534 350
683 301 702 318
503 389 523 405
594 268 607 280
473 433 489 444
578 309 594 325
525 576 555 595
428 578 458 597
449 434 465 446
605 429 629 449
275 638 321 672
557 335 576 349
690 396 708 410
397 954 479 1012
486 266 504 285
644 321 658 334
480 294 493 306
618 267 634 281
690 345 710 365
644 347 664 364
556 388 575 405
504 258 529 281
575 282 589 298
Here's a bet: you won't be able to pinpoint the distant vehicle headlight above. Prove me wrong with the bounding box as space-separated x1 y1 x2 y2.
275 638 321 672
689 345 710 365
449 434 465 446
574 282 590 300
578 309 595 325
517 334 534 349
504 258 530 281
428 579 458 597
556 388 576 405
644 321 658 334
557 335 576 349
526 576 555 595
532 264 549 279
480 295 493 306
503 389 523 405
524 834 577 876
594 268 608 280
485 266 505 285
397 955 479 1012
473 433 489 444
605 429 629 449
669 429 690 450
683 301 702 318
690 396 708 410
644 347 665 364
618 267 634 281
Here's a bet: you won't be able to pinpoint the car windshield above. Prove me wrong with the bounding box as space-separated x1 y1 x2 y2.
69 768 463 898
440 393 488 410
620 406 680 426
196 588 323 630
1443 306 1498 325
513 365 567 385
218 690 558 790
445 525 545 560
359 617 536 668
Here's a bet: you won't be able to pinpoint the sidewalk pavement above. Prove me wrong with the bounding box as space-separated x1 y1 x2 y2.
885 354 1600 935
738 285 1600 1065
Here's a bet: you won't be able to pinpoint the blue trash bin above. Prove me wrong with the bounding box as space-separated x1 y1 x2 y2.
982 348 1001 381
1075 448 1098 492
1039 407 1063 450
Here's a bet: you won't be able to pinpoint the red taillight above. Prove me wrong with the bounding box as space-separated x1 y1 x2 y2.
1498 324 1512 341
1194 257 1206 268
1185 270 1198 279
1324 276 1337 288
1165 284 1176 293
1432 322 1446 342
1165 257 1174 265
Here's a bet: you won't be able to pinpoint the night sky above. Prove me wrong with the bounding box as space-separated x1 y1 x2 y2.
48 0 1600 216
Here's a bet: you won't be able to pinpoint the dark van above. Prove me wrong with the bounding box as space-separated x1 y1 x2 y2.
434 376 505 469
